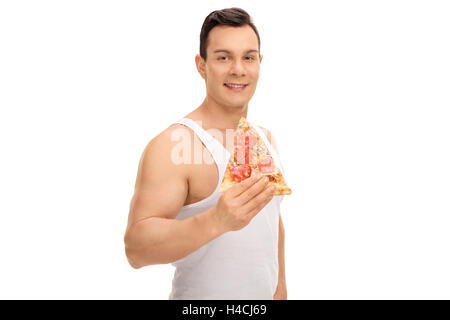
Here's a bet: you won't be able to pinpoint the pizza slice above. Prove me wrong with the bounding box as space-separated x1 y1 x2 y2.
219 117 292 195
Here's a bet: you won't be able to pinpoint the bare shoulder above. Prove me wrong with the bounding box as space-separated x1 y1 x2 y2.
135 124 190 188
128 124 193 225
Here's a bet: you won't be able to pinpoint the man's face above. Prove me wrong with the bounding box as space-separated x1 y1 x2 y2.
198 25 262 109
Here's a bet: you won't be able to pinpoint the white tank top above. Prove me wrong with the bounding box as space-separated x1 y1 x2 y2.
169 118 285 300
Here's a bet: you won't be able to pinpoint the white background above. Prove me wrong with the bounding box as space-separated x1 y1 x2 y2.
0 0 449 299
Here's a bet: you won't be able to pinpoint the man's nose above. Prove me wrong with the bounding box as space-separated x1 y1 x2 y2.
230 59 246 76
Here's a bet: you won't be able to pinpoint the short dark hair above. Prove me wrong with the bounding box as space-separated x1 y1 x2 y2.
199 7 261 61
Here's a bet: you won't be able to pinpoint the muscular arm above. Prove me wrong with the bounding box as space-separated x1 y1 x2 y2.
124 127 224 268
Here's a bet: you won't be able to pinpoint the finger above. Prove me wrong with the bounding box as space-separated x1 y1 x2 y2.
228 172 263 197
245 189 275 220
242 184 275 217
235 175 270 205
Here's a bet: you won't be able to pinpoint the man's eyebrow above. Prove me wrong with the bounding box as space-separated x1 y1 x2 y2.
213 49 259 54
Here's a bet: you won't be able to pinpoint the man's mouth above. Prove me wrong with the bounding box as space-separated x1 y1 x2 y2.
224 82 248 91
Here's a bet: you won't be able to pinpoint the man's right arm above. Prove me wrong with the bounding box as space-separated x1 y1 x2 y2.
124 127 275 269
123 128 223 268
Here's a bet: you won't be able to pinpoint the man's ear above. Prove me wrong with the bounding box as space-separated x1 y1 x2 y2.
259 53 263 64
195 54 206 80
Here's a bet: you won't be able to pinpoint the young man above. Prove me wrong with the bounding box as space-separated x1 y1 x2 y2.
124 7 287 300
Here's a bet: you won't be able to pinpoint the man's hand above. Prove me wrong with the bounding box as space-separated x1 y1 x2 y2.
211 173 275 233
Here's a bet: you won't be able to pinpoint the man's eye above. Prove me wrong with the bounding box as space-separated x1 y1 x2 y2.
219 56 228 60
245 56 255 60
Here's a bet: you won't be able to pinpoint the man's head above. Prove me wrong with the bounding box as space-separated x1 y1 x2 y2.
199 8 261 62
196 8 263 110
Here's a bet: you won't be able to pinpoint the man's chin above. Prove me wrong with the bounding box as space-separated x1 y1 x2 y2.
223 96 251 108
207 93 251 110
226 101 249 110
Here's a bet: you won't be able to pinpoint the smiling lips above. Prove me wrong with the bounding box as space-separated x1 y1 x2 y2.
224 82 248 92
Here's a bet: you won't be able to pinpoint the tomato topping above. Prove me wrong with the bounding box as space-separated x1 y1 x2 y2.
258 158 274 174
231 164 252 182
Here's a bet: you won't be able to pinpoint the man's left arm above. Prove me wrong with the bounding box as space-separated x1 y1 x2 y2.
273 214 287 300
258 126 288 300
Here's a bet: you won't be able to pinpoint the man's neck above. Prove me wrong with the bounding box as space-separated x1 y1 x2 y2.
188 97 249 131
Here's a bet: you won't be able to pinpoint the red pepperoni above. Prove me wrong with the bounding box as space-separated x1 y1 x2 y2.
231 164 252 182
258 158 274 174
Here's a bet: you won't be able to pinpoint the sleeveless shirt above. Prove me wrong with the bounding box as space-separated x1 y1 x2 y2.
168 118 285 300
